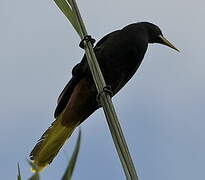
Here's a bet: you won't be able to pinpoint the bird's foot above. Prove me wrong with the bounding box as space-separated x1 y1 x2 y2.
96 85 113 106
79 35 96 49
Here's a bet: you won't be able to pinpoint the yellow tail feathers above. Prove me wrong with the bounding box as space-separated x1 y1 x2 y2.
30 114 78 172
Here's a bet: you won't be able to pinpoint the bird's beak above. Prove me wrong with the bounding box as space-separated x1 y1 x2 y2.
158 35 180 52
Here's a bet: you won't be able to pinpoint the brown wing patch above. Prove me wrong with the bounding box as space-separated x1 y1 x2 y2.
61 78 98 126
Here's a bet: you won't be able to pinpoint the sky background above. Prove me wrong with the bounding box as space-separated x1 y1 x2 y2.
1 0 205 179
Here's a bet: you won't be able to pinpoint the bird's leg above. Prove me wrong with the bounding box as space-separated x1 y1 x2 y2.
96 85 113 106
79 35 96 49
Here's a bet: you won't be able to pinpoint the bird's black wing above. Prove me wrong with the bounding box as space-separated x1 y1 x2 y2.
54 30 120 118
54 61 87 118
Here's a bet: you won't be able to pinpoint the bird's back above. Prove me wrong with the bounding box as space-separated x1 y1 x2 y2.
55 23 149 117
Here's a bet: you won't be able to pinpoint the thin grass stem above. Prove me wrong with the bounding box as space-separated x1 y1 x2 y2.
68 0 139 179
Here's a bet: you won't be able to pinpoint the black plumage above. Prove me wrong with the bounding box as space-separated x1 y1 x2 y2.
30 22 178 171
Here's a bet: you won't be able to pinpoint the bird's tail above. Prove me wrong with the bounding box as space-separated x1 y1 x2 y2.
29 114 79 172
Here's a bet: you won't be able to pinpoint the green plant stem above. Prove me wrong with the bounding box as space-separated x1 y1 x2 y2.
69 0 139 179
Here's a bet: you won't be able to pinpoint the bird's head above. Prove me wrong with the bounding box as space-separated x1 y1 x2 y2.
142 22 179 52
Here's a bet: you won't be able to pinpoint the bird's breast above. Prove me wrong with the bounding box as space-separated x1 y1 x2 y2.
96 46 146 95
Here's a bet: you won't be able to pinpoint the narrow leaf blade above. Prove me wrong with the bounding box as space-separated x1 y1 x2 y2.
53 0 81 36
17 163 22 180
61 129 81 180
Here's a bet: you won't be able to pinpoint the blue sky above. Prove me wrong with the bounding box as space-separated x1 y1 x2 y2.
1 0 205 179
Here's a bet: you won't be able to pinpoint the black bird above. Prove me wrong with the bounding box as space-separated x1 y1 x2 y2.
30 22 179 171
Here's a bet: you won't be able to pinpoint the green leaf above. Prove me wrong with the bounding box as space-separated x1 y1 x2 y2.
61 129 82 180
53 0 81 36
27 173 40 180
17 163 22 180
27 161 40 180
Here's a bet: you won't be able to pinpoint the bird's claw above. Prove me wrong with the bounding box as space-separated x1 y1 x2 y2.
79 35 96 49
96 85 113 105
